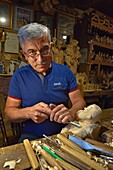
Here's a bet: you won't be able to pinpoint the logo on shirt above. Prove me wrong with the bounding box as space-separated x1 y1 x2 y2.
54 82 61 86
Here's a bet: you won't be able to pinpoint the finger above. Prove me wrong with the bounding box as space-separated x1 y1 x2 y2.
53 106 68 121
56 111 71 123
61 116 71 124
34 112 49 119
49 103 56 110
40 102 52 111
50 106 62 121
39 102 49 108
34 117 47 123
36 104 52 116
34 113 48 123
34 102 51 111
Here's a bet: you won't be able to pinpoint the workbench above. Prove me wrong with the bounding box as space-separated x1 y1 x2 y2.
0 108 113 170
0 143 31 170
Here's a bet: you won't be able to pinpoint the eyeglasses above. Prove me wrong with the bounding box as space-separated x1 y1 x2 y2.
24 45 51 59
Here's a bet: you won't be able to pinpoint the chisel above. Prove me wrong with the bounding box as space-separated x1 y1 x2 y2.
43 134 105 170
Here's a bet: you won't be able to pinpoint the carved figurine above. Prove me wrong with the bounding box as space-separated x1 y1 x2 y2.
61 104 102 139
65 39 82 75
51 38 64 64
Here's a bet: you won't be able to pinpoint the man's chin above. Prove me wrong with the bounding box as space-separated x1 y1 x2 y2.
35 66 46 73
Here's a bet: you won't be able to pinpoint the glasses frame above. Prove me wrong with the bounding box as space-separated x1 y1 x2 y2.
23 45 51 59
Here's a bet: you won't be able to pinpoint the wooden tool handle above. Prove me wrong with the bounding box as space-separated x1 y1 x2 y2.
23 139 39 170
40 149 63 170
57 134 89 157
55 149 91 170
85 138 113 152
61 143 105 170
56 158 79 170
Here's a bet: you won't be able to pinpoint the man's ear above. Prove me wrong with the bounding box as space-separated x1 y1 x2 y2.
20 50 24 56
20 50 28 60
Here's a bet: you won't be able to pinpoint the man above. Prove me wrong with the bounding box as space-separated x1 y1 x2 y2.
5 23 86 142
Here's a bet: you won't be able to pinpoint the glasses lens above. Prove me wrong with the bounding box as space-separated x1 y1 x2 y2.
40 45 49 52
25 45 50 58
40 45 50 56
26 50 37 58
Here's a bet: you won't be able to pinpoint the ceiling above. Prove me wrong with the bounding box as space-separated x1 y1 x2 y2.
59 0 113 18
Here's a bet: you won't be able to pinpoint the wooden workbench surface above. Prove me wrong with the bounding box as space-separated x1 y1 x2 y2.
0 108 113 170
0 143 30 170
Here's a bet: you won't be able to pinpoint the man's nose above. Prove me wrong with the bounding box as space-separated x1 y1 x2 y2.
35 53 43 61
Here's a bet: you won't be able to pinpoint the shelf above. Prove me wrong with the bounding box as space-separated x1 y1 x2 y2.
77 9 113 87
90 40 113 50
91 21 113 34
84 89 113 97
0 74 12 77
87 61 113 66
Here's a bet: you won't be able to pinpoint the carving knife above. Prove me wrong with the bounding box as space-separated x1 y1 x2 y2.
69 135 113 157
69 121 81 127
43 134 105 170
43 134 91 170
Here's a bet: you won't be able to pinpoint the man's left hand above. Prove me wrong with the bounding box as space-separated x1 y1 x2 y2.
49 103 73 124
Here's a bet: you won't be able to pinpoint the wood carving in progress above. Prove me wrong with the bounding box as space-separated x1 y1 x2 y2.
61 104 102 139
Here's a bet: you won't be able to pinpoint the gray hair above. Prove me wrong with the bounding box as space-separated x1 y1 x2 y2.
18 23 51 48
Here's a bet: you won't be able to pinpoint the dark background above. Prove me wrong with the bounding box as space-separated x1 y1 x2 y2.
60 0 113 18
13 0 113 18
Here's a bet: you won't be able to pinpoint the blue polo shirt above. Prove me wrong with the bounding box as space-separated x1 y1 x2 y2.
8 62 78 138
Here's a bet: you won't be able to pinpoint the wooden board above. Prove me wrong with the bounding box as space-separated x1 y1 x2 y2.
0 143 30 170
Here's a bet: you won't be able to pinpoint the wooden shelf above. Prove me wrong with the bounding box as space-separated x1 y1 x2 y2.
0 74 12 77
91 21 113 34
77 9 113 95
90 40 113 50
87 61 113 66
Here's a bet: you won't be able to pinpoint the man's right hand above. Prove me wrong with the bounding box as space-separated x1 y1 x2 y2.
29 102 52 123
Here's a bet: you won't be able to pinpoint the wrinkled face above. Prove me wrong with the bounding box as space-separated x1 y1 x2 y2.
22 36 52 75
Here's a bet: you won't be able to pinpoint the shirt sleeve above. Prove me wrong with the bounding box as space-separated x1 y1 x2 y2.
65 65 78 93
8 71 22 99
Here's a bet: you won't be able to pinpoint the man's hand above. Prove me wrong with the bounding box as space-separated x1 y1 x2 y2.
49 103 73 124
29 102 52 123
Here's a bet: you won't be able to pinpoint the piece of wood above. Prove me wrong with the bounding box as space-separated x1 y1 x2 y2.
54 149 91 170
108 163 113 170
40 149 63 170
85 138 113 152
57 134 89 157
57 134 105 170
61 144 105 170
56 158 79 170
23 139 39 170
0 143 30 170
